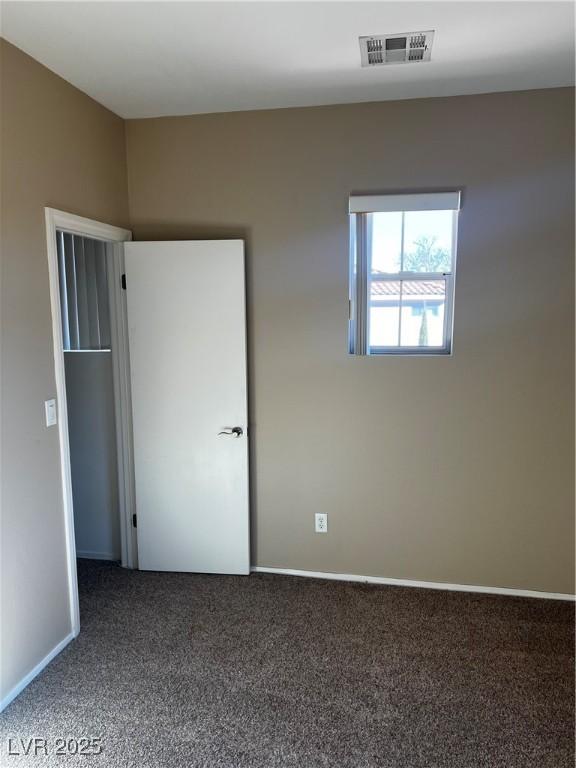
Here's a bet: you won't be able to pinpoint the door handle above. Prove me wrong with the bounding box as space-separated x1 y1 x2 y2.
218 426 243 437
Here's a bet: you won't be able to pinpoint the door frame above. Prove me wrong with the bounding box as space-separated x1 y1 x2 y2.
45 208 134 636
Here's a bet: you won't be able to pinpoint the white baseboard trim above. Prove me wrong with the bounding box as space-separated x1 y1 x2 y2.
76 550 119 561
0 631 75 712
251 567 576 602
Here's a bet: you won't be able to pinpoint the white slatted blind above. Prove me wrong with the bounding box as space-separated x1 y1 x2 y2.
57 231 111 350
349 191 461 214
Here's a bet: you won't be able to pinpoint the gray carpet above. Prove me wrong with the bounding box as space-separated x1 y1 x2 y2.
1 560 574 767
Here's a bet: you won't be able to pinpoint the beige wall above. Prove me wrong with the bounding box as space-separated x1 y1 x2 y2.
0 40 129 700
126 88 575 594
1 37 574 708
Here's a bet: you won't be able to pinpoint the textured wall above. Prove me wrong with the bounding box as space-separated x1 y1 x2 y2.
0 40 129 701
126 88 575 594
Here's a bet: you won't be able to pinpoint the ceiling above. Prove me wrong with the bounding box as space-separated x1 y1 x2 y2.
1 1 574 119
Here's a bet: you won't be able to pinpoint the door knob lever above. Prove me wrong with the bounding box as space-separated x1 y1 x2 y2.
218 426 243 437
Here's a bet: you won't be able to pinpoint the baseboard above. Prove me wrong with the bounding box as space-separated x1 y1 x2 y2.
76 550 119 561
251 567 576 601
0 631 75 712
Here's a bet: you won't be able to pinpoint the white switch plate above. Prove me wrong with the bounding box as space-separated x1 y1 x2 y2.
45 399 57 427
315 513 328 533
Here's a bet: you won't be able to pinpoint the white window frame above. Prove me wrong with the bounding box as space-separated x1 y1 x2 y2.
349 191 461 356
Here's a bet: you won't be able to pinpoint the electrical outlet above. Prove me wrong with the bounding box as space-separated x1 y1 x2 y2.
315 513 328 533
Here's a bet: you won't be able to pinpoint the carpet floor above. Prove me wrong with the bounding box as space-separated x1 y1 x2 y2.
1 560 574 767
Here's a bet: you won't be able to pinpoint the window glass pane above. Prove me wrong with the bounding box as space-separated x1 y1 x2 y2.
400 280 446 347
84 238 102 349
57 232 71 351
369 279 400 348
370 212 402 273
64 233 79 350
73 235 91 349
95 241 111 349
56 232 111 351
402 210 453 273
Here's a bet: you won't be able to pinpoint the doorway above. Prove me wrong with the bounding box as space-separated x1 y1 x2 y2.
45 209 135 635
58 231 121 562
46 210 251 638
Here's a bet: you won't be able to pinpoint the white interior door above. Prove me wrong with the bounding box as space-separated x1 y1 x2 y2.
124 240 249 574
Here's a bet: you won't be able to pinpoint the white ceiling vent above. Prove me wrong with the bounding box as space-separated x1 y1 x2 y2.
360 31 434 67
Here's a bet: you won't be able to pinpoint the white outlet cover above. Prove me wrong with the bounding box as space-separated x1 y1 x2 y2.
315 513 328 533
45 399 57 427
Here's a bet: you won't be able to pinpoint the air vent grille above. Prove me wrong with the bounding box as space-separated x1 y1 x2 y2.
366 39 383 53
409 49 425 62
360 30 434 67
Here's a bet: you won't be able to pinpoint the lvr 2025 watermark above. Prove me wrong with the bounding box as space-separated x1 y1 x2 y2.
5 737 103 757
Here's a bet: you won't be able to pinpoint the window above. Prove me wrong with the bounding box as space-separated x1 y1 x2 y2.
349 192 461 355
57 230 112 351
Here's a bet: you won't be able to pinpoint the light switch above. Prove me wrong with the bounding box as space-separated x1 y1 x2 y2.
45 399 57 427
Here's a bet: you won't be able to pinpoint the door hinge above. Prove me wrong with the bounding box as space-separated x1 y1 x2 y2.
132 513 137 528
121 273 127 290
